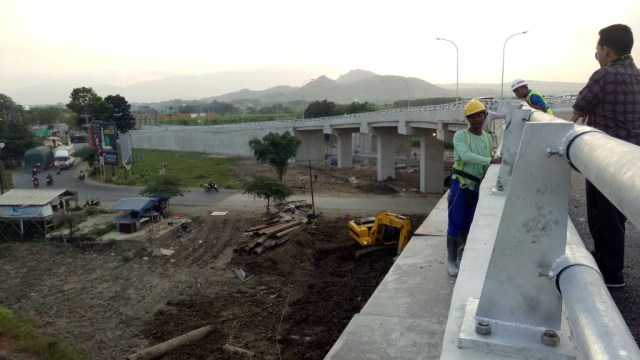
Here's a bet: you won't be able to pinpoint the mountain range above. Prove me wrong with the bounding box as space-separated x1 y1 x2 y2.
7 69 586 106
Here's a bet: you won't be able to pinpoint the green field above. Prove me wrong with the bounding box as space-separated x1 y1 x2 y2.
99 149 246 189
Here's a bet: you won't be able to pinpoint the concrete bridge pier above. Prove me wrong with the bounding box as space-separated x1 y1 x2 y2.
294 129 325 162
419 131 444 193
334 130 355 168
375 130 398 181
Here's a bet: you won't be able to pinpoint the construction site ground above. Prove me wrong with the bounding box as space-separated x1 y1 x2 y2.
0 158 431 359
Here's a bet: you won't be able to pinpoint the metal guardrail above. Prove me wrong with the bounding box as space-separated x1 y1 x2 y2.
465 106 640 359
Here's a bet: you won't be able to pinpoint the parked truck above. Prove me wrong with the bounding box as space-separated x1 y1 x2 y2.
54 145 75 169
24 146 54 172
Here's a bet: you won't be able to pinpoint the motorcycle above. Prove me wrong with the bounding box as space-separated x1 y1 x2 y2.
46 175 53 186
204 183 219 193
32 176 40 188
78 171 86 181
84 197 100 208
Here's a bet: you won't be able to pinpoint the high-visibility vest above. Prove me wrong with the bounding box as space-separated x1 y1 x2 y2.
526 90 553 115
452 130 492 187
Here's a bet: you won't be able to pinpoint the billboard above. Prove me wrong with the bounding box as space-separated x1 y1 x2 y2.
91 122 118 166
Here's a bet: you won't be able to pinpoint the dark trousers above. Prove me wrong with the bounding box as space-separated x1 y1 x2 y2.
586 180 627 277
447 178 479 238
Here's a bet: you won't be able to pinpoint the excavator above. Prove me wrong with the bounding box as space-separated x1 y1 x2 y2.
348 211 413 258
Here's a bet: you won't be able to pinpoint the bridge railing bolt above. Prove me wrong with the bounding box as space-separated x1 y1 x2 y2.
541 329 560 347
475 320 492 335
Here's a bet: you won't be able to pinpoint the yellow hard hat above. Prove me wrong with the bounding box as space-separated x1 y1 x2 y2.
464 99 487 118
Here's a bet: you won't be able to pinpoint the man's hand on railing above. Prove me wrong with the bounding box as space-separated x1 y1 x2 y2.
490 155 503 164
572 110 588 124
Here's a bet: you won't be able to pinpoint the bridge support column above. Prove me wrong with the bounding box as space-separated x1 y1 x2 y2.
336 131 353 168
294 129 325 161
420 132 444 193
376 132 397 181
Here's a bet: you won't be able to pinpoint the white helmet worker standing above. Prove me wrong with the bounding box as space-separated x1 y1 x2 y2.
510 78 553 115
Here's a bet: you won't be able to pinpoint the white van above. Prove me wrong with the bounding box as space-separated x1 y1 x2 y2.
54 145 75 169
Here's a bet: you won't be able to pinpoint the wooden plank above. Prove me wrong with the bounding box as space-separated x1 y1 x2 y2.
274 224 304 238
259 220 302 236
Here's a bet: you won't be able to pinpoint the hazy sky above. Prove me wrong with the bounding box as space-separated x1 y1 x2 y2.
2 0 640 93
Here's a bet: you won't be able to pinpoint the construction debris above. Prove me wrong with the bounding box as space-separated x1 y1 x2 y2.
233 200 314 256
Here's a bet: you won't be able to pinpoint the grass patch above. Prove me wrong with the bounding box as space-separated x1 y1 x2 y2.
93 149 244 189
88 223 117 238
0 306 87 359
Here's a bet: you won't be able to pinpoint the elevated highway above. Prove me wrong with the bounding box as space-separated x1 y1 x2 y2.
130 97 575 194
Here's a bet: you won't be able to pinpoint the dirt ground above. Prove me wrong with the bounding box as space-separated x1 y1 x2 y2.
0 158 429 359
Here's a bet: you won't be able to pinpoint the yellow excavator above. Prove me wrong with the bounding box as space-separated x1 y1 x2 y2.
348 211 413 258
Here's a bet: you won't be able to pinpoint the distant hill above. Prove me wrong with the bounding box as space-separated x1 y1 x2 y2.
7 69 585 106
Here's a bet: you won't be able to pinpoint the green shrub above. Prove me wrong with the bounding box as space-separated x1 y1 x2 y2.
0 306 87 359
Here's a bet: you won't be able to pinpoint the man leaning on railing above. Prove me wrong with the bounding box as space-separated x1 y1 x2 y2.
572 23 640 288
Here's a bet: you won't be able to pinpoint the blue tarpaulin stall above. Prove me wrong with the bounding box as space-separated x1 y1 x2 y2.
110 197 164 233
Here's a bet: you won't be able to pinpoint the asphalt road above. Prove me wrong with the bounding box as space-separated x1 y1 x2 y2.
9 167 439 215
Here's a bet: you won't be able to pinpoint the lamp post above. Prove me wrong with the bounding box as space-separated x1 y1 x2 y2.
301 78 315 122
436 37 459 105
0 142 5 194
501 31 528 99
398 78 410 110
241 110 248 124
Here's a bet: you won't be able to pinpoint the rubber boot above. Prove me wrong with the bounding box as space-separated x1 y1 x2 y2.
447 236 459 277
457 234 468 267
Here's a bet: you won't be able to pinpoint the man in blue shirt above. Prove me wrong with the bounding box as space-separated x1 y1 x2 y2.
511 78 553 115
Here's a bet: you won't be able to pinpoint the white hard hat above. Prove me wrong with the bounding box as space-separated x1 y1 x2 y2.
511 78 528 91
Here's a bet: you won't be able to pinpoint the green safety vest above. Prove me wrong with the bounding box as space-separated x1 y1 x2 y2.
452 130 492 187
526 90 553 115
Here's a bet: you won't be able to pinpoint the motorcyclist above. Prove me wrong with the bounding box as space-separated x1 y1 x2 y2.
79 170 85 181
32 174 39 187
207 180 214 190
46 173 53 185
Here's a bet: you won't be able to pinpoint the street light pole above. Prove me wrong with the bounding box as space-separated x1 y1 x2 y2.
436 37 459 105
398 78 410 110
241 110 247 124
501 31 528 99
0 143 5 194
301 78 315 122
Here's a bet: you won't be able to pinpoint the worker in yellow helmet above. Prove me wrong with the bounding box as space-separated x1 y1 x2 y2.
445 99 502 277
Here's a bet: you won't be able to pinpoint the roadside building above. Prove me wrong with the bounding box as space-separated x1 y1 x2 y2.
0 189 79 240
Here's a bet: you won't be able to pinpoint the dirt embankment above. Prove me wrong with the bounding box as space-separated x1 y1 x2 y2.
0 204 426 359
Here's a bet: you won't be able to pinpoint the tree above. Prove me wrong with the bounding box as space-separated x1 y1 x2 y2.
208 100 237 115
139 174 186 208
26 106 67 125
248 131 301 181
305 100 336 118
0 119 41 161
243 176 294 214
66 87 111 128
105 94 135 133
74 146 97 165
0 94 22 113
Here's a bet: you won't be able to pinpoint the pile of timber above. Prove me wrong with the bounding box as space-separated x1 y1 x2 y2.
234 201 313 256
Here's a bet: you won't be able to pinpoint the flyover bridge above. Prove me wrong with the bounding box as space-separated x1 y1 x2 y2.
131 97 575 194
